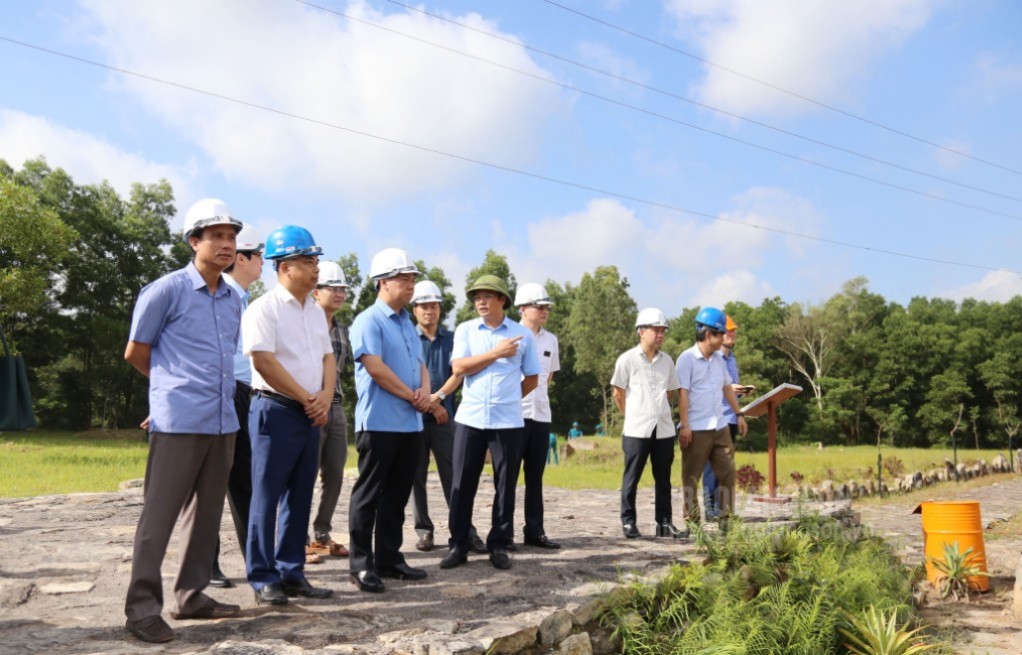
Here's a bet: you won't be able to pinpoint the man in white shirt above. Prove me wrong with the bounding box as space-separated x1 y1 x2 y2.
610 308 685 540
515 283 561 549
675 307 747 525
243 225 335 606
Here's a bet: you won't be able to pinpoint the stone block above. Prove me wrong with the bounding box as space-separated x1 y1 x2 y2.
539 610 573 645
464 622 537 654
560 633 593 655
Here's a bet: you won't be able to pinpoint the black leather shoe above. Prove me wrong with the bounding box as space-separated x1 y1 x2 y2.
440 548 468 569
254 583 289 606
469 533 488 554
349 570 385 593
378 562 428 580
524 535 561 549
209 565 234 588
505 542 518 552
655 522 689 539
415 534 434 552
282 577 333 599
622 523 641 539
489 548 512 570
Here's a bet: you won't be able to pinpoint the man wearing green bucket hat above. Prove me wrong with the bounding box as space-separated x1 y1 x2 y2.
441 275 541 571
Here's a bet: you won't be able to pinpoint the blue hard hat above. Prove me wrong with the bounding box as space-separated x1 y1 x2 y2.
695 307 727 331
264 225 323 261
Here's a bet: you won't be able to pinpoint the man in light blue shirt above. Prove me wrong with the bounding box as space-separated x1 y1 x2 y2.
347 248 431 593
441 275 541 571
123 198 244 643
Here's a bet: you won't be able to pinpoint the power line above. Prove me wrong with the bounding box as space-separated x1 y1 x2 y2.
539 0 1022 178
1 34 1018 278
376 0 1022 205
295 0 1022 222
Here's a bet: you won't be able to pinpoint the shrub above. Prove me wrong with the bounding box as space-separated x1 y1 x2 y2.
842 606 939 654
736 464 765 494
929 541 989 602
883 456 906 478
790 470 805 485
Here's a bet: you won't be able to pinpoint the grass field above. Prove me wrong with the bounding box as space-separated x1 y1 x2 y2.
0 430 1012 498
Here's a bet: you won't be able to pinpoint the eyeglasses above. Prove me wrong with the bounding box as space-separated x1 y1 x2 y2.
708 329 725 337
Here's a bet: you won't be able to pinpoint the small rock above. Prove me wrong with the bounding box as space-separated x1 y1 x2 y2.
39 581 94 595
560 633 593 655
540 610 573 645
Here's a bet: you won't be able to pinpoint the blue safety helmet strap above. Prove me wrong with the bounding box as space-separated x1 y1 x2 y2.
264 225 323 261
694 307 727 331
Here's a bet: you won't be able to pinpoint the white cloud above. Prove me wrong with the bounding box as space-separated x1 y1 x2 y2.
941 270 1022 303
971 51 1022 104
510 188 821 311
933 140 972 171
0 108 193 201
664 0 933 117
77 0 568 205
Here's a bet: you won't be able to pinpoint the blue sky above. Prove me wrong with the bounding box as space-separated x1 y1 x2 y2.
2 0 1021 312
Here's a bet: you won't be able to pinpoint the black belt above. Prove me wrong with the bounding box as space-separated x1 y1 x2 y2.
251 389 305 412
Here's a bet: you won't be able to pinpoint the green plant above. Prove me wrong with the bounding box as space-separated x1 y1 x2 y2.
736 464 765 494
928 541 989 602
842 606 938 654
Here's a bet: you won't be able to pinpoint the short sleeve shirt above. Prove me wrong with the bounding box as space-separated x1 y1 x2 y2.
453 316 542 430
224 274 252 385
675 343 734 431
243 283 332 395
520 327 560 423
128 263 242 435
720 350 741 425
610 346 681 439
350 298 425 433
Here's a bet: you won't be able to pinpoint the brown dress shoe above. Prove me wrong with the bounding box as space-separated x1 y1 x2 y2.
126 615 175 643
415 534 434 552
171 598 241 620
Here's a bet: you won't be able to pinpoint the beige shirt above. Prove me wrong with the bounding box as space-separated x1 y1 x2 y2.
610 346 680 439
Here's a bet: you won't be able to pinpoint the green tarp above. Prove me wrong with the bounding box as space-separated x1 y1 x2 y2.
0 327 37 430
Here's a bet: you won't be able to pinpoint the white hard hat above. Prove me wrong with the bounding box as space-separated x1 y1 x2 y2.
635 307 668 328
317 261 350 288
235 223 264 253
182 198 243 242
515 282 554 307
412 280 443 305
369 247 421 280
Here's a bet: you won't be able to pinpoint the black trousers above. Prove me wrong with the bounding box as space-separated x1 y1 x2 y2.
520 419 552 540
449 422 522 551
347 430 423 573
620 433 676 526
214 383 254 569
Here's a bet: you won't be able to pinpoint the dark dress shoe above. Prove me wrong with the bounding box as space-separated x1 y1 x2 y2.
209 566 234 588
469 533 488 554
505 542 518 552
415 534 434 552
378 562 428 580
622 523 641 539
282 577 333 599
171 598 241 620
440 548 468 569
489 548 512 570
655 522 689 539
126 615 175 643
254 583 289 606
524 535 561 549
349 570 385 593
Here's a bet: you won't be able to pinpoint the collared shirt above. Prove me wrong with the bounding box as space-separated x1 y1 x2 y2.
676 343 734 431
350 298 424 433
417 324 456 416
453 316 542 430
223 273 252 385
720 349 741 425
329 317 350 399
128 262 241 435
610 346 680 439
520 326 560 423
243 283 331 395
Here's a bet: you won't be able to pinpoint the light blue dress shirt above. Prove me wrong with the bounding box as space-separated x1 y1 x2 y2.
453 316 542 430
128 263 242 434
350 298 425 433
720 350 741 425
223 274 252 385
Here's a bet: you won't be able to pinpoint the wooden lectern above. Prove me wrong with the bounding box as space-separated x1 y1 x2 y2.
741 383 803 502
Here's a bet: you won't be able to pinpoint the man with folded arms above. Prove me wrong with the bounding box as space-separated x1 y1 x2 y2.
123 198 244 643
244 225 334 606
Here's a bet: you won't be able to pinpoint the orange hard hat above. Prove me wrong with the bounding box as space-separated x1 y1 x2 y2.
725 315 738 331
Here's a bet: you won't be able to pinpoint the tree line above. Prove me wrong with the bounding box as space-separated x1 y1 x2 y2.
2 159 1020 451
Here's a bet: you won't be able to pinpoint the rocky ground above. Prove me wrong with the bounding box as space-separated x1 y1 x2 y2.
1 471 1020 654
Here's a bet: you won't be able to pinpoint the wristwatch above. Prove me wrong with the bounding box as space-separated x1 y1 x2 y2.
436 391 447 401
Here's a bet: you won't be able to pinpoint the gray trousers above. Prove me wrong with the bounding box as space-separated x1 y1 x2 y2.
411 418 455 537
312 400 348 541
124 431 235 621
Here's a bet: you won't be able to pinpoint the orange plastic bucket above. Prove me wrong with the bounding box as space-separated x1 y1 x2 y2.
914 501 989 592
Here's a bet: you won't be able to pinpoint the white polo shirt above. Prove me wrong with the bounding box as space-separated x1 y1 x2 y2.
675 343 734 431
610 346 681 439
243 283 332 396
521 327 560 423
